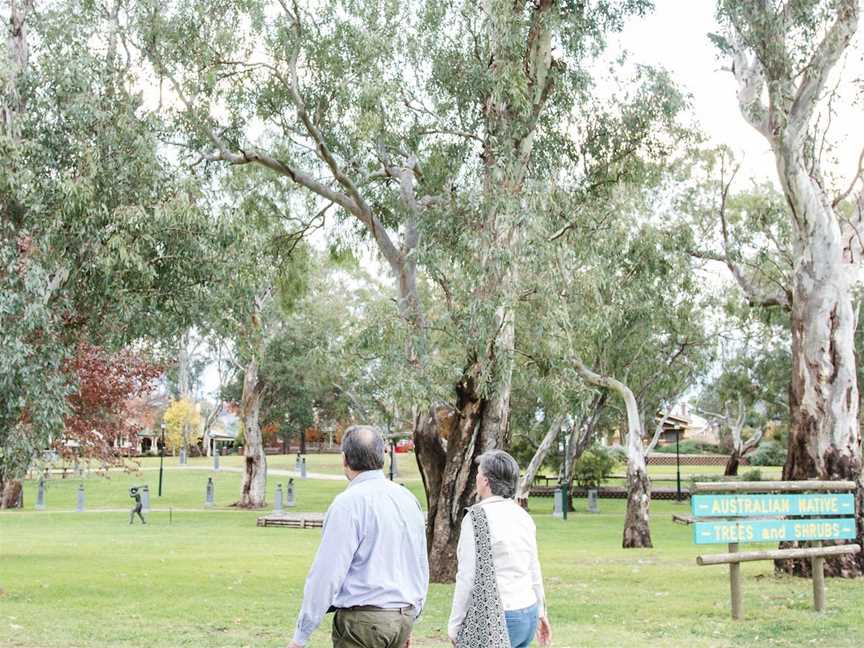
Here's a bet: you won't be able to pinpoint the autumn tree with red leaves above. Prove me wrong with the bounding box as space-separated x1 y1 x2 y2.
58 344 163 467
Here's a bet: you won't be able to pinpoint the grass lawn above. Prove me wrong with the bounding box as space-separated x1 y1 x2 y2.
2 463 862 647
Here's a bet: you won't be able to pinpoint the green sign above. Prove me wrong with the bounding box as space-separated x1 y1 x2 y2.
691 493 855 518
693 518 857 545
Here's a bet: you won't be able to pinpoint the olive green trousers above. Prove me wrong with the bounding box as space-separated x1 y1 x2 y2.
331 607 414 648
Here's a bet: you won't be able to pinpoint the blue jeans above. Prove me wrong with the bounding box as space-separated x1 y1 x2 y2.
504 603 539 648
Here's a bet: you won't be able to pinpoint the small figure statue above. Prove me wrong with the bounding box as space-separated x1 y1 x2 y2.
129 486 146 525
286 477 296 507
205 477 215 507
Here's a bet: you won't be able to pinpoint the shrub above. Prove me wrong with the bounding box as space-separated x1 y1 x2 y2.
747 440 787 466
741 469 763 481
653 439 721 455
606 445 628 463
687 473 724 492
572 447 618 488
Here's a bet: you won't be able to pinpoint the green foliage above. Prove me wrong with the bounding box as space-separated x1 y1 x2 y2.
687 473 725 491
571 447 619 488
741 469 763 481
509 433 539 469
131 0 700 440
747 440 787 467
2 3 228 484
652 440 722 455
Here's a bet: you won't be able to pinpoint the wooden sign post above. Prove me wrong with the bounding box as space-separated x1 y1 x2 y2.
676 481 860 620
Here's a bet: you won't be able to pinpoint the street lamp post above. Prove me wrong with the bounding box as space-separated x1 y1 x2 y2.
559 424 568 521
158 422 165 497
675 427 682 502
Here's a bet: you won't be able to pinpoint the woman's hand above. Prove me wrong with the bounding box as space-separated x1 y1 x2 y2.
536 615 552 646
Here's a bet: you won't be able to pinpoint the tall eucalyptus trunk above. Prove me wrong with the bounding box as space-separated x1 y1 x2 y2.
722 0 863 576
517 415 565 506
177 331 191 460
571 357 657 548
238 357 266 508
0 1 33 508
410 1 559 581
1 0 31 140
783 204 862 576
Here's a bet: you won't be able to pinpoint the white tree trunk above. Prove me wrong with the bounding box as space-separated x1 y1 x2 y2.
479 304 515 450
571 356 654 547
777 158 863 576
517 415 564 502
177 331 192 456
238 357 266 508
725 1 863 575
2 0 32 139
620 381 653 548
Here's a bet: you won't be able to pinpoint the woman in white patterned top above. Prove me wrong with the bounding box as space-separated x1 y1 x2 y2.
448 450 552 648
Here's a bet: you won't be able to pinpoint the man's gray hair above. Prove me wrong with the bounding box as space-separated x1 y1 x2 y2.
477 450 521 499
341 425 385 472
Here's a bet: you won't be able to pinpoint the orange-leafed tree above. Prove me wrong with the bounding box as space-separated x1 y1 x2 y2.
60 343 163 466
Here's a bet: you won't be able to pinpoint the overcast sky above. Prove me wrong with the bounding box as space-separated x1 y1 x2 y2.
613 0 863 189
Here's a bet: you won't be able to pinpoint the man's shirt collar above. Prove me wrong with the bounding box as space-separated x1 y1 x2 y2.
348 469 386 487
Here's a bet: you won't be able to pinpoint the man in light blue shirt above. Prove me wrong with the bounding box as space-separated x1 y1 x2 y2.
288 425 428 648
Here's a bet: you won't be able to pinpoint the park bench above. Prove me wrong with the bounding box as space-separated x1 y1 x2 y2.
256 512 324 528
674 480 860 619
532 474 556 487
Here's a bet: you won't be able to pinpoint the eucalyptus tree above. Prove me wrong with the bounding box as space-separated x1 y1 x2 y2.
229 253 383 453
1 0 220 506
695 314 792 476
509 352 609 507
202 165 311 507
684 0 864 575
134 0 693 579
707 1 863 574
723 400 764 476
537 207 713 547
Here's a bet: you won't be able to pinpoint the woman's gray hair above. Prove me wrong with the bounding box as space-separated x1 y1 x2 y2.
477 450 521 499
341 425 385 471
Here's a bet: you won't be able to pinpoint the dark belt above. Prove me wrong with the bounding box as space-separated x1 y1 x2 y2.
329 605 414 614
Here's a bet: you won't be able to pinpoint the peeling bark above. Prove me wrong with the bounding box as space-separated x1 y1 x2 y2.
570 356 656 548
622 454 652 548
724 0 863 576
0 477 23 509
414 386 487 583
237 357 266 508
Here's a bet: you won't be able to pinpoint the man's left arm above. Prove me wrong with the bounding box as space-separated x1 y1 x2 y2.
289 498 360 647
414 501 429 619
